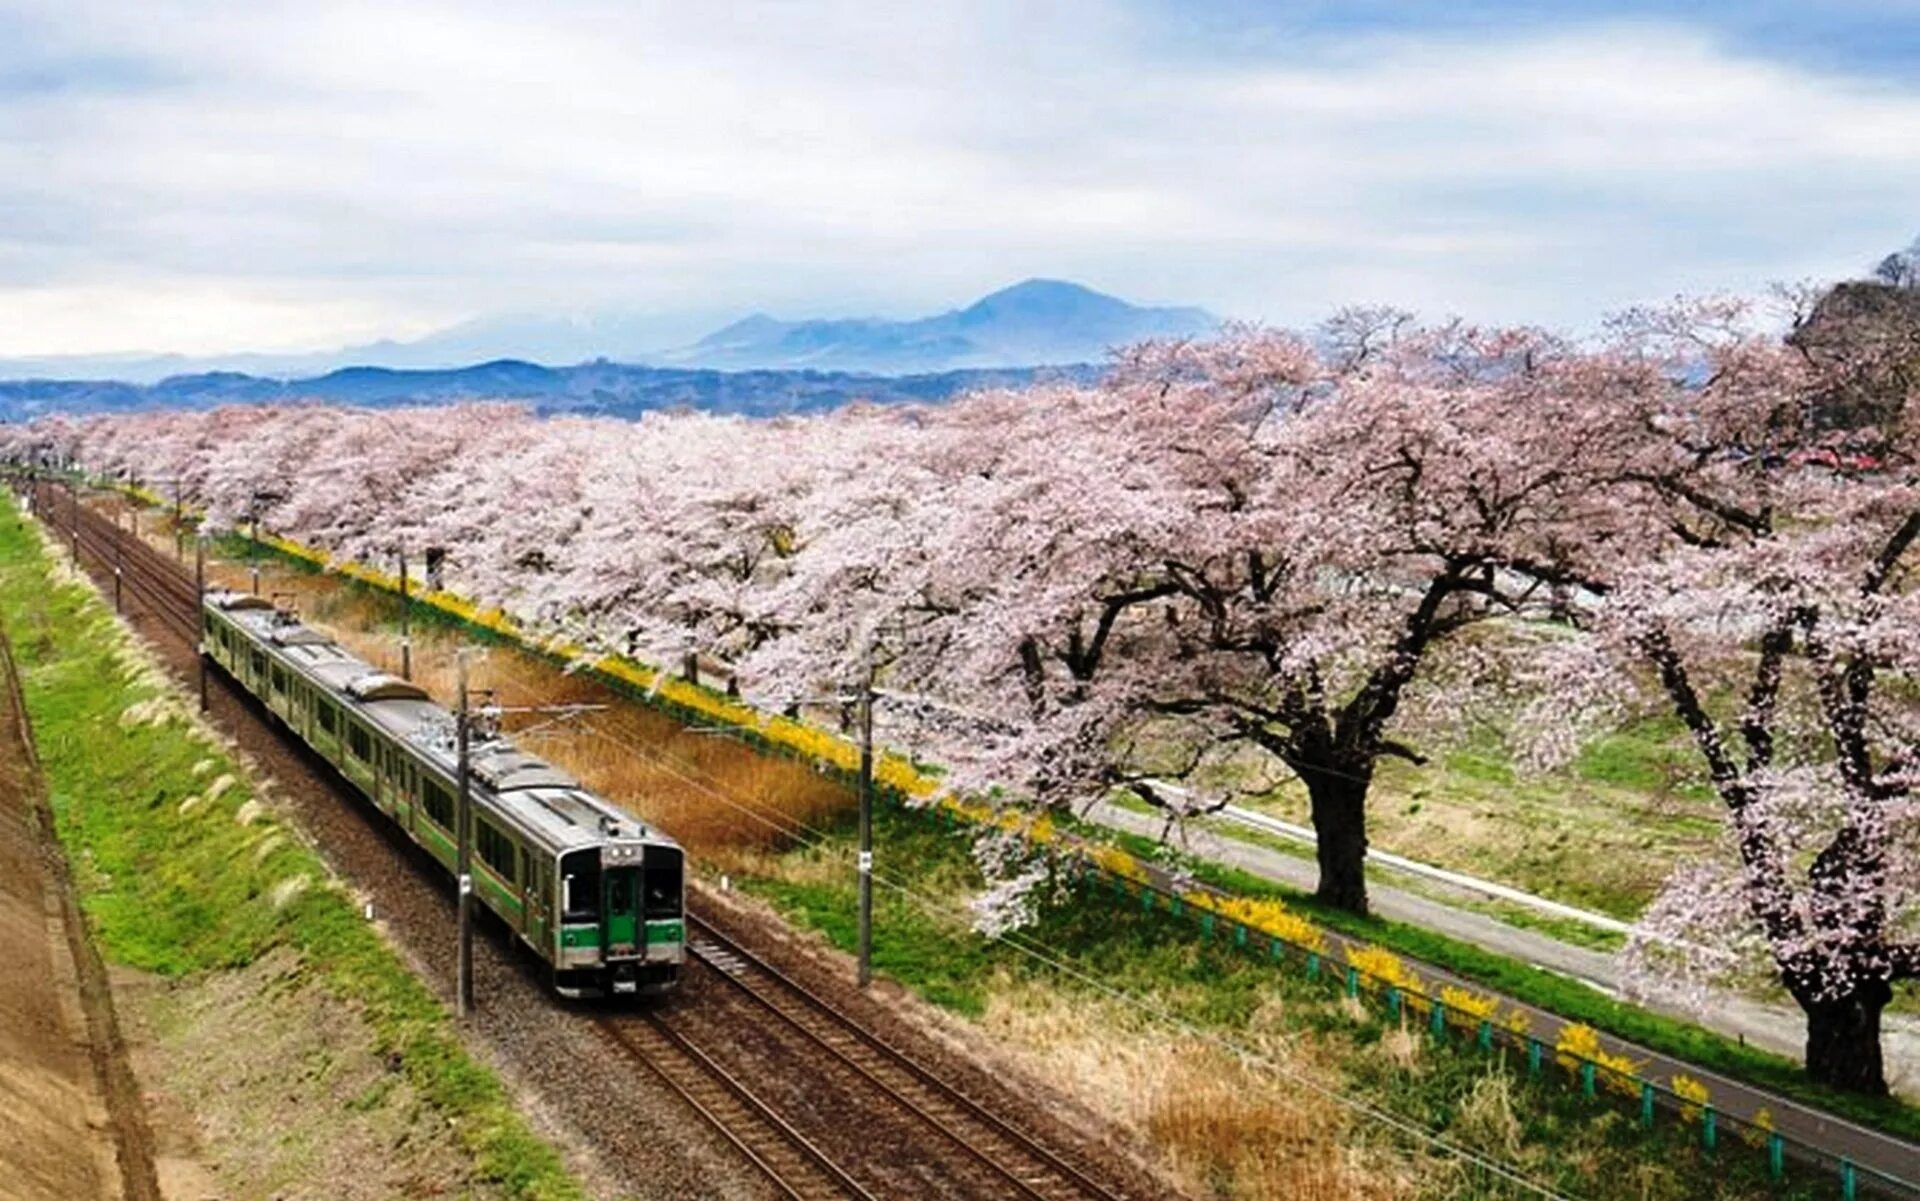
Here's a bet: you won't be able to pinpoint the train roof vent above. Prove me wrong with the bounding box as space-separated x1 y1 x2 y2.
471 748 576 791
271 626 332 647
215 593 274 611
345 672 430 702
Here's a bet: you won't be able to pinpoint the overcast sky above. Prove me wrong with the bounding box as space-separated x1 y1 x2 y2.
3 0 1918 357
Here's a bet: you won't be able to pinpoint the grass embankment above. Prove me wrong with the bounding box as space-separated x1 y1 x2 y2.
1093 822 1920 1146
190 517 1920 1166
0 496 583 1201
748 808 1840 1200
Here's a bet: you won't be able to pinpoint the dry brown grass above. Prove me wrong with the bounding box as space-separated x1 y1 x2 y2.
981 981 1422 1201
196 556 853 869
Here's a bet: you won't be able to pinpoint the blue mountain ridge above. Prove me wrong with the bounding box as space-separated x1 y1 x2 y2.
0 279 1215 420
0 361 1101 424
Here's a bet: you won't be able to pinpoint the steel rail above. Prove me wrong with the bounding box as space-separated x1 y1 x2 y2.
686 913 1129 1201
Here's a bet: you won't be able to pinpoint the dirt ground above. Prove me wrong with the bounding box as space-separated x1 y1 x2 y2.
0 630 153 1201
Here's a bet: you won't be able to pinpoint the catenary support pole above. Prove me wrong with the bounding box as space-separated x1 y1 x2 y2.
857 661 874 989
249 514 260 596
195 536 207 713
398 551 411 681
456 653 474 1018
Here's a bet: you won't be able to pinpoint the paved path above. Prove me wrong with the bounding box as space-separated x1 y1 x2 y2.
1088 799 1920 1191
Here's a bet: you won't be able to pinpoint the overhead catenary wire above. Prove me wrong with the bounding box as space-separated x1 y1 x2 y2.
548 715 1577 1201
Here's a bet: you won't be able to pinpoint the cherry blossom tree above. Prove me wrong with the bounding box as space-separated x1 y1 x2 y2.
1532 300 1920 1095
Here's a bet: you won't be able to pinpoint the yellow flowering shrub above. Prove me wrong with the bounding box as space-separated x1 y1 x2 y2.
1211 894 1328 955
1556 1023 1647 1097
1090 842 1148 883
1671 1073 1711 1123
1345 943 1422 994
1438 984 1500 1025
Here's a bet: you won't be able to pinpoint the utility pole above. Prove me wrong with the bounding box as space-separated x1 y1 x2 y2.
398 550 412 681
113 524 123 613
249 512 261 596
195 535 208 713
172 479 183 561
66 479 77 558
857 658 875 989
455 651 475 1018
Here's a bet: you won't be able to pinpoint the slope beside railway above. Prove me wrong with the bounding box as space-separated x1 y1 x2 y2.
21 480 1175 1201
0 488 588 1201
56 481 1920 1189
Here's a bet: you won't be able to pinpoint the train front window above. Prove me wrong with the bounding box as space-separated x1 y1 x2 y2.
607 872 633 917
644 848 683 917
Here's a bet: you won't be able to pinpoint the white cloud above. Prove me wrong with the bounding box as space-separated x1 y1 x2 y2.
1 1 1916 356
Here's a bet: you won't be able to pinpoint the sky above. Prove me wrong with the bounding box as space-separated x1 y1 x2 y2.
2 0 1918 360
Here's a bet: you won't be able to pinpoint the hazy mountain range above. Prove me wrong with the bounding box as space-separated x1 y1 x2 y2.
0 281 1221 401
666 278 1216 373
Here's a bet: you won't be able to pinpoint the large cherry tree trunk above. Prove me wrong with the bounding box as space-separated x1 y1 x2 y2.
1796 979 1892 1096
1304 763 1373 916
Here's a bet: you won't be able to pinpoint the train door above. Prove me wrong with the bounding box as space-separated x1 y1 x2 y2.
604 869 638 956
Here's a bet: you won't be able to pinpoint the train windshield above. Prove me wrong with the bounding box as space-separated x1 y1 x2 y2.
643 847 683 917
560 849 600 922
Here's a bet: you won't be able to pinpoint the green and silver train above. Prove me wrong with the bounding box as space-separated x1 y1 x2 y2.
202 590 684 997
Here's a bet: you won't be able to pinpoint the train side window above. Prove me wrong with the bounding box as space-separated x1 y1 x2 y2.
477 820 518 882
347 723 372 762
316 701 338 736
250 650 266 677
422 779 453 828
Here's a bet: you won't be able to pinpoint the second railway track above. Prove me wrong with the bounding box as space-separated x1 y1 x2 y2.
685 913 1129 1201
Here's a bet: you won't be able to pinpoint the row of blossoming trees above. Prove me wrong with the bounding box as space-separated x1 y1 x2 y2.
6 300 1914 1095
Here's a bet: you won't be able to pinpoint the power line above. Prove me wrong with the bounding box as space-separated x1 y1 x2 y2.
559 718 1575 1199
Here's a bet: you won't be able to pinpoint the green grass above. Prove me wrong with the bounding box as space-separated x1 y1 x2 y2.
735 806 1845 1200
198 509 1920 1160
0 496 582 1201
1092 825 1920 1147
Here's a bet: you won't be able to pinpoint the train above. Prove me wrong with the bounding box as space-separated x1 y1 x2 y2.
201 589 685 997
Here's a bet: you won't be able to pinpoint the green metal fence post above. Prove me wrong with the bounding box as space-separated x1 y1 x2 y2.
1142 886 1153 912
1201 911 1214 940
1171 894 1183 918
1387 987 1401 1019
1235 923 1247 949
1477 1020 1492 1053
1430 1001 1446 1040
1640 1081 1654 1129
1702 1107 1716 1153
1269 937 1284 962
1580 1062 1596 1098
1842 1159 1856 1201
1346 966 1359 997
1307 953 1321 981
1767 1134 1783 1182
1528 1039 1543 1076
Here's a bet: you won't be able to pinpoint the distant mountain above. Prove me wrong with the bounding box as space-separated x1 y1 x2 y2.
0 279 1216 386
0 360 1097 424
669 279 1219 373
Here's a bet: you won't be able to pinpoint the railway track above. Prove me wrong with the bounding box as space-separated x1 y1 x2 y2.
597 1013 879 1201
29 485 1153 1201
685 914 1129 1201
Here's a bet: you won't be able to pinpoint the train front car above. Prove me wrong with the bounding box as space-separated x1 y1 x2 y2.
551 815 686 998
